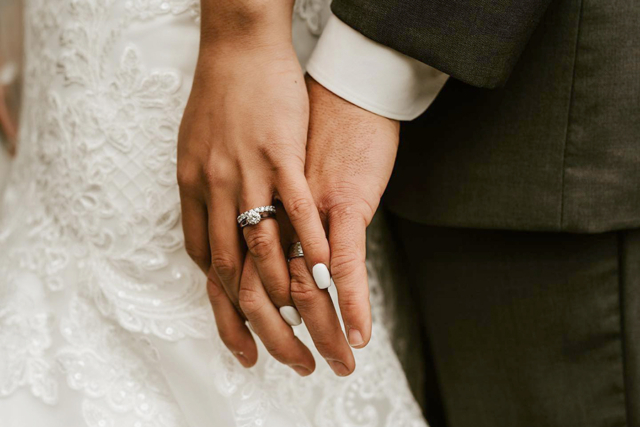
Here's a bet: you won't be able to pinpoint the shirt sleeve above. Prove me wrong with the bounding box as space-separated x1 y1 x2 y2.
305 14 449 121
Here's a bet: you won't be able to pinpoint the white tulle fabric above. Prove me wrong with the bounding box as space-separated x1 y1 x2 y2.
0 1 427 426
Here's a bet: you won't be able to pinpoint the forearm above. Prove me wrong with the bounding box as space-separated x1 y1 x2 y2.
200 0 295 52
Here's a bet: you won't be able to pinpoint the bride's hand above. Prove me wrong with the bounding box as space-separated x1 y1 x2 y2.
177 2 330 375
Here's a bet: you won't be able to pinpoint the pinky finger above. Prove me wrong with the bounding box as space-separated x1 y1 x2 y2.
207 270 258 368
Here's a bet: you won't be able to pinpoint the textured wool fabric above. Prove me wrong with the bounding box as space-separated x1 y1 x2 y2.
385 0 640 232
331 0 553 88
336 0 640 233
390 213 640 427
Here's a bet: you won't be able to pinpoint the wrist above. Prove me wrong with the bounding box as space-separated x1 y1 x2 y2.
306 75 400 129
196 41 300 83
200 0 294 53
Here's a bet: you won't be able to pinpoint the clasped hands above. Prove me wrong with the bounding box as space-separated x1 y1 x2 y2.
177 7 399 377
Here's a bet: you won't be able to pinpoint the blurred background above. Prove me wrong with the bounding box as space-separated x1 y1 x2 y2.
0 0 23 194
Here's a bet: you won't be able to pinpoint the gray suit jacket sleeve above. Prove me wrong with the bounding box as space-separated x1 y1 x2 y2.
331 0 553 88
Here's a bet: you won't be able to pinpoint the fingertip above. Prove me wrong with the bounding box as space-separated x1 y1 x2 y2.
290 364 314 377
331 266 372 350
233 349 257 368
327 358 356 377
208 275 259 367
327 340 357 376
347 327 371 349
297 337 317 372
221 325 258 366
238 325 259 366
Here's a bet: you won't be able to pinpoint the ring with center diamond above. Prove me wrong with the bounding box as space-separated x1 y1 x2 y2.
237 205 277 228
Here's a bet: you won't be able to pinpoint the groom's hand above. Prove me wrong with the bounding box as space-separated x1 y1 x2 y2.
289 76 400 371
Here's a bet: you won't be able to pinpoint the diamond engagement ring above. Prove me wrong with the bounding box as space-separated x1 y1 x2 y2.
287 242 304 262
237 205 276 228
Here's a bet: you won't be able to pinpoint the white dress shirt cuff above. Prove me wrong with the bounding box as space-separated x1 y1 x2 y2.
306 15 449 121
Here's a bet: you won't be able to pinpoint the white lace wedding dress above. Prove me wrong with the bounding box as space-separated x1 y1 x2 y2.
0 1 427 426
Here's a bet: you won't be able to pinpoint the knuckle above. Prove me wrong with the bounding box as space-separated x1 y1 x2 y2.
176 164 201 192
206 276 226 300
185 243 210 271
286 195 314 221
288 258 310 278
300 237 325 259
238 287 266 317
202 162 233 192
210 252 239 283
257 140 284 163
321 193 351 212
339 287 368 310
244 230 277 260
327 201 354 218
290 277 317 307
266 282 290 304
258 137 304 167
330 252 362 280
327 201 369 223
202 166 222 190
319 184 360 209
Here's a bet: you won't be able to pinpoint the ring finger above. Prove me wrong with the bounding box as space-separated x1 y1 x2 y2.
240 190 295 310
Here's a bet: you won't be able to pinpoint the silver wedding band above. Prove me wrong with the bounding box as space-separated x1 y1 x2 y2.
287 242 304 262
237 205 276 228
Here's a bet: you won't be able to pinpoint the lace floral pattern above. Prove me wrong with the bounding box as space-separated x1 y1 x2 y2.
0 0 427 426
0 273 58 405
58 295 186 427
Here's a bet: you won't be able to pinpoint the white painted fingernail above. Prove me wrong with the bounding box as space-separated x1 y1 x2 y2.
279 306 302 326
330 278 336 288
312 263 331 289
